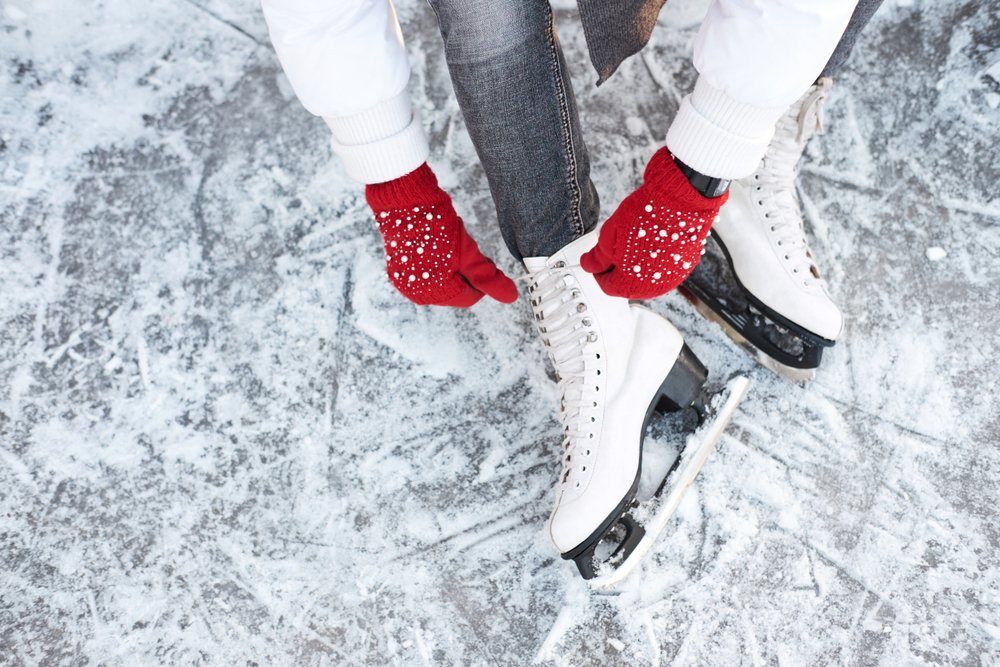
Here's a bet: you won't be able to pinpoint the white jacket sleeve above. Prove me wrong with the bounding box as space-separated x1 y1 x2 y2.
261 0 428 183
666 0 859 179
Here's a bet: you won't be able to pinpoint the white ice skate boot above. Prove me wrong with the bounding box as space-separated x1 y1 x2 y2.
681 78 844 382
524 230 712 579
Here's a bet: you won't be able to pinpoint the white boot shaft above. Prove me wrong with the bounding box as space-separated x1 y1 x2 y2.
714 78 844 341
524 231 684 554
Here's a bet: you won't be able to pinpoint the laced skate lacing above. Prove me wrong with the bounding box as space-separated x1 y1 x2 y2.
752 78 832 287
524 261 600 489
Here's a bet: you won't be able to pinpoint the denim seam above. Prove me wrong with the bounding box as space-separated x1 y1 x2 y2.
544 8 584 239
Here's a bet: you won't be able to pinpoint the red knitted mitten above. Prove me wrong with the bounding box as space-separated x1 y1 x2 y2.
580 148 728 299
365 164 518 307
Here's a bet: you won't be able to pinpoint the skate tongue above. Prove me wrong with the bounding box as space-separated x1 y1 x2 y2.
523 230 600 274
523 256 548 273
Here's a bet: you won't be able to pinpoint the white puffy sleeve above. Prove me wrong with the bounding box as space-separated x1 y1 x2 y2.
261 0 428 183
666 0 859 179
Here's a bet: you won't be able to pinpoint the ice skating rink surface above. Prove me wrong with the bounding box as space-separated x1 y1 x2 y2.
2 0 998 664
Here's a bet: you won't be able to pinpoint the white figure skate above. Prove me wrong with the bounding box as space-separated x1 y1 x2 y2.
680 78 844 382
525 231 749 581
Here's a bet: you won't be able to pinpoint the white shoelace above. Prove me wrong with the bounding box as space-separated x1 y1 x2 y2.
525 262 600 487
752 79 832 285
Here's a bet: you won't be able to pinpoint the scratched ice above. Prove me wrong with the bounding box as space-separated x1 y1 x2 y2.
1 0 998 664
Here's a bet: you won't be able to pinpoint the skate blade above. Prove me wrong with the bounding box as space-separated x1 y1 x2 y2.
681 289 816 384
588 375 751 590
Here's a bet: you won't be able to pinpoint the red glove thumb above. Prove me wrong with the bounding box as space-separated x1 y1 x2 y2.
456 226 519 304
579 223 617 275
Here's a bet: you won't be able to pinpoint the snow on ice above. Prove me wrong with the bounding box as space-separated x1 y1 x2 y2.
1 0 998 665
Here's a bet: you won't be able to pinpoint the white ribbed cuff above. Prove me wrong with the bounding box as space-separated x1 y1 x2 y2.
326 96 430 184
666 77 783 180
325 91 414 145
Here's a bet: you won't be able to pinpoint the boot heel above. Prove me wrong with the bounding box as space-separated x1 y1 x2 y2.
655 344 708 413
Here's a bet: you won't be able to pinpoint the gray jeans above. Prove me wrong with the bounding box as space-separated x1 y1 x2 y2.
427 0 884 261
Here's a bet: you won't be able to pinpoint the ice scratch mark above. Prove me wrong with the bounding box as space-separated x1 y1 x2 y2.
71 165 190 178
388 503 544 563
532 581 591 664
817 391 953 447
805 548 822 597
413 625 432 666
323 392 333 435
33 212 64 351
843 589 876 655
799 186 829 244
4 151 44 221
178 0 266 47
641 51 682 108
533 604 574 664
192 159 217 263
740 609 765 667
800 165 880 192
325 265 352 433
799 538 895 609
296 434 329 530
641 610 661 667
0 445 38 495
86 589 104 650
941 196 1000 219
136 333 152 392
43 327 86 368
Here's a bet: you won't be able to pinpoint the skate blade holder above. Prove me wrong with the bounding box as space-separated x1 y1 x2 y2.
679 237 836 384
567 511 646 582
584 375 751 590
679 283 835 384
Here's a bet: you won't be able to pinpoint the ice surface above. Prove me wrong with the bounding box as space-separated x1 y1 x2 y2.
2 0 999 665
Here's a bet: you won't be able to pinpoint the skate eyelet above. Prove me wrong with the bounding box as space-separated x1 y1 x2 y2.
576 303 587 313
770 226 776 232
554 261 566 268
595 353 600 359
582 466 587 472
586 449 591 455
587 332 598 343
596 369 601 375
589 434 594 439
757 200 763 206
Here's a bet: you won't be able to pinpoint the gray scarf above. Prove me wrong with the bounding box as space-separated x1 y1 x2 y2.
578 0 667 84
